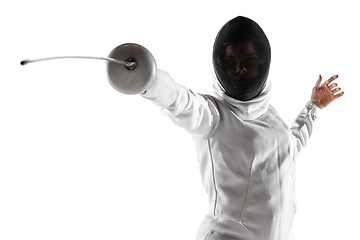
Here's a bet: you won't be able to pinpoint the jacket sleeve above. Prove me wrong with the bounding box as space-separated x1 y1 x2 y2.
290 101 322 153
140 69 220 139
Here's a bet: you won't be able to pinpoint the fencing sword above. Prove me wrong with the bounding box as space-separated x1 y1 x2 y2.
20 43 157 95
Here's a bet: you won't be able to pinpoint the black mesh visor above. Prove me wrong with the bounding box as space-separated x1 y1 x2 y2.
213 16 271 101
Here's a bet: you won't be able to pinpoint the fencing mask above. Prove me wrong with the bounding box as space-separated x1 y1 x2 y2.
213 16 271 101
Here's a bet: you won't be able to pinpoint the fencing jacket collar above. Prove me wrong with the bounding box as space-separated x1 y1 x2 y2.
212 70 271 121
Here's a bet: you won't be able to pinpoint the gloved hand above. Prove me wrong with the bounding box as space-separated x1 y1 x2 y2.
140 69 180 108
311 75 344 109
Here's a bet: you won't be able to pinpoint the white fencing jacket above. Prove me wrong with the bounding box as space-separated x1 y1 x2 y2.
141 69 321 240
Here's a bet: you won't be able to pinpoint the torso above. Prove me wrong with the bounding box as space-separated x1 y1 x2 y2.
193 96 297 240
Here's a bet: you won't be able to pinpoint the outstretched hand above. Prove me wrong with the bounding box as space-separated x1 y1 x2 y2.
311 75 344 109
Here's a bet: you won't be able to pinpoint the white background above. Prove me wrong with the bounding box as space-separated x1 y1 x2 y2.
1 1 359 239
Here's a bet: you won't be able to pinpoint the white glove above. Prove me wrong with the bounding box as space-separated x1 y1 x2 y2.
140 69 180 108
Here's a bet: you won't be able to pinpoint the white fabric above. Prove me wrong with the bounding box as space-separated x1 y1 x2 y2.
141 69 321 240
140 70 180 108
212 70 271 121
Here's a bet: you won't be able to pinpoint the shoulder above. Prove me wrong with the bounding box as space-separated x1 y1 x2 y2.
199 94 229 114
266 104 290 129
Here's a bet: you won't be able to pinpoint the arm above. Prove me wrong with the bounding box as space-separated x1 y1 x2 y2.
291 75 344 153
290 101 321 153
140 69 219 139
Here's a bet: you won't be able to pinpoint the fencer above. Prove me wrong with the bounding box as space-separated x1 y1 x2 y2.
140 16 344 240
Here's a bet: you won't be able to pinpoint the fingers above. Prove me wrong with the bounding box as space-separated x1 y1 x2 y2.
315 75 322 88
325 75 344 100
333 91 344 99
323 75 339 86
331 83 344 99
328 83 338 90
331 87 341 93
